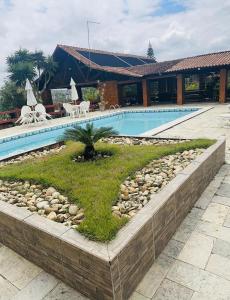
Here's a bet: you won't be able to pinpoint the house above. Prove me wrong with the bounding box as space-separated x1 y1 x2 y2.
41 45 230 106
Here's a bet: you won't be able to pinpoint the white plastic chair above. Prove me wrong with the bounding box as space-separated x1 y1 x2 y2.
35 104 51 123
80 101 90 117
16 106 33 125
63 103 76 118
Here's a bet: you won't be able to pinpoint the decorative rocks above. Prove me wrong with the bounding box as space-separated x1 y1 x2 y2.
0 180 84 228
0 145 66 167
101 137 189 146
112 148 204 219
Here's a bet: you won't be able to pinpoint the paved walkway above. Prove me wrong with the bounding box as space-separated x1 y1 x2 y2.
1 103 230 299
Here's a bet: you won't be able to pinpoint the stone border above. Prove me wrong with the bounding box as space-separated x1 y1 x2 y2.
0 138 225 299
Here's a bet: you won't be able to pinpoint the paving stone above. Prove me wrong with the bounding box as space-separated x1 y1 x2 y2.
198 270 230 299
43 282 88 300
163 239 184 259
136 254 174 298
206 254 230 281
224 212 230 228
216 183 230 198
152 279 194 300
173 216 199 243
0 246 42 289
177 232 214 269
167 260 208 291
212 195 230 207
12 271 59 300
196 220 230 243
187 207 205 219
201 203 229 225
212 239 230 259
0 275 19 300
129 291 149 300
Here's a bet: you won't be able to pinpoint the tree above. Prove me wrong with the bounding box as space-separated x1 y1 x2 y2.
40 55 58 92
8 61 36 87
31 50 46 79
147 41 156 62
61 123 118 159
0 81 26 110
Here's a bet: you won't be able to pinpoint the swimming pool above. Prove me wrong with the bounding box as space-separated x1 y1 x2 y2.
0 108 199 160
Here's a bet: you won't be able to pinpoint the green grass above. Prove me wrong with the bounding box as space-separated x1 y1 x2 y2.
0 139 214 241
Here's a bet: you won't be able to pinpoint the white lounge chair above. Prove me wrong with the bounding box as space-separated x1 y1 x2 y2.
16 106 33 125
63 103 77 118
35 104 52 123
79 101 90 117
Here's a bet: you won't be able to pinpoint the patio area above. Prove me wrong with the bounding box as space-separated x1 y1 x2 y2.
0 103 230 300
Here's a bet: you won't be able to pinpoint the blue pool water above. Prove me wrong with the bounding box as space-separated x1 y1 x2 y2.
0 109 198 160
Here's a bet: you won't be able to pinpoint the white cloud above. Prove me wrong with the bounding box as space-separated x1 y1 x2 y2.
0 0 230 86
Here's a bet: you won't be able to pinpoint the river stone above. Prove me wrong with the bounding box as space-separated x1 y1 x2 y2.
69 205 78 215
36 201 49 209
47 211 57 221
46 187 56 196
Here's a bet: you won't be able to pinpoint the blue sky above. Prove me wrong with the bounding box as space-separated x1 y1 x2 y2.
0 0 229 86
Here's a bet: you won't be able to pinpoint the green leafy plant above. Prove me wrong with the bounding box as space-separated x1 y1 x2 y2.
61 123 118 159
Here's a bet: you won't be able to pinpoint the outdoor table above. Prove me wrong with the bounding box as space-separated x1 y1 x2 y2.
72 104 81 117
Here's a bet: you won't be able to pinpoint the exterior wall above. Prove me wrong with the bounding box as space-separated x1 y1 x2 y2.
177 74 184 105
142 79 150 107
104 81 119 107
219 68 228 103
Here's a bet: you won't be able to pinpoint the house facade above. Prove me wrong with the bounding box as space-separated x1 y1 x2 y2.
42 45 230 106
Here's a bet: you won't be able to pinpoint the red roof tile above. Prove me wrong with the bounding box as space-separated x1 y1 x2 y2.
166 51 230 72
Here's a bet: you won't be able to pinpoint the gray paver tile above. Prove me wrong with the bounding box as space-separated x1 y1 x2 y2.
212 195 230 207
152 279 194 300
0 246 42 289
216 183 230 198
177 232 214 269
163 239 184 259
201 203 229 225
12 271 59 300
173 216 199 243
0 275 19 300
187 207 205 219
167 260 208 291
129 291 149 300
212 238 230 259
224 211 230 228
43 282 88 300
196 220 230 243
206 254 230 281
135 254 174 298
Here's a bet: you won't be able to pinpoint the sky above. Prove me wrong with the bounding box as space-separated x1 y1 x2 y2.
0 0 230 86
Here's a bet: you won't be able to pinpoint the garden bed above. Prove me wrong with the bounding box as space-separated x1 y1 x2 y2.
0 137 225 299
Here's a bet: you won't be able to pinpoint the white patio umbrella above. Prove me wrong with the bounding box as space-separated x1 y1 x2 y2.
25 79 37 107
70 78 79 102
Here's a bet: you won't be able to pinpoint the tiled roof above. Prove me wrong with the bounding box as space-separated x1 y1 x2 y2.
128 59 182 76
166 51 230 72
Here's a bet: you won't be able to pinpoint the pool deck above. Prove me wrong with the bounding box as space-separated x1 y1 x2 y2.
1 103 230 300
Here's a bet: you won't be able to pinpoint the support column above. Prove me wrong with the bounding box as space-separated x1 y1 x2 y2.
219 69 228 103
103 81 119 108
177 74 184 105
142 79 150 107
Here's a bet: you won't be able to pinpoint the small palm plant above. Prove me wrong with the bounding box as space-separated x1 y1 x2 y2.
61 123 118 159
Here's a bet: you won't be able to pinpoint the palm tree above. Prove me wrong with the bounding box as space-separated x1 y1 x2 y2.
61 123 118 159
8 61 36 87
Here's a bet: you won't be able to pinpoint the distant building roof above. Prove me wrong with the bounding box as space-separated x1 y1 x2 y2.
56 45 230 79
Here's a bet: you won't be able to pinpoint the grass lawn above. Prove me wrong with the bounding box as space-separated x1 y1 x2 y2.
0 139 214 241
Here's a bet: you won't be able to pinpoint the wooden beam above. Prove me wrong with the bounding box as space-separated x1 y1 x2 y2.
219 69 228 103
142 79 150 107
177 74 184 105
